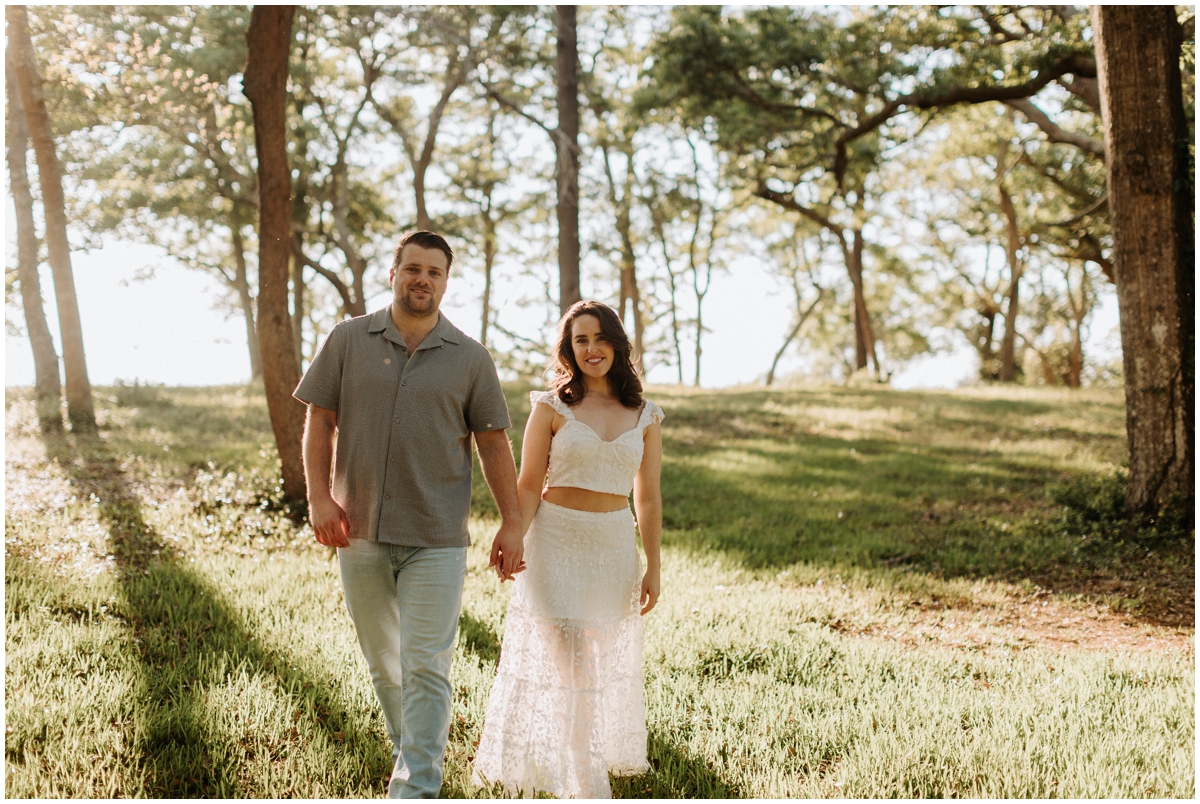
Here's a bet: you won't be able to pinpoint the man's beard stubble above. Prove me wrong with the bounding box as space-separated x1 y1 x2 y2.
396 288 438 318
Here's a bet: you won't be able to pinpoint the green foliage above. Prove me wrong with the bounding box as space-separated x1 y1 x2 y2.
112 380 172 409
1046 469 1195 546
1047 469 1128 538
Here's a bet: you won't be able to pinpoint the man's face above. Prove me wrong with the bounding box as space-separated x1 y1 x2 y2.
389 244 449 319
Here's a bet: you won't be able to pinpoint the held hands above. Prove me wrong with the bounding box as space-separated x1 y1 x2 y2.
310 496 350 548
640 567 661 615
489 521 527 582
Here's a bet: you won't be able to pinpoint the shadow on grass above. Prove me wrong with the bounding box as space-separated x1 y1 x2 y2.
458 609 502 665
40 432 388 797
650 387 1190 629
610 729 740 798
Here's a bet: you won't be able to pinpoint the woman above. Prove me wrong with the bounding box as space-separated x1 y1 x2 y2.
473 300 663 799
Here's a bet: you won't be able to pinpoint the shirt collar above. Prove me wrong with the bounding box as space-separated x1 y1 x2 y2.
369 307 460 351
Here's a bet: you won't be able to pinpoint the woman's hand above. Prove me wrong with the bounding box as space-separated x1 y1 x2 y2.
640 567 661 615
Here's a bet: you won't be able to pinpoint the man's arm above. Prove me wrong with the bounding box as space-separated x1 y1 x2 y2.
474 428 525 581
303 403 350 548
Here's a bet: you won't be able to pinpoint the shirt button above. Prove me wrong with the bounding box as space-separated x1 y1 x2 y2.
394 418 400 423
402 381 407 386
389 457 395 463
385 494 392 500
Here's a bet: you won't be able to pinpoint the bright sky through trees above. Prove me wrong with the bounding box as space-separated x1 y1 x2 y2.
5 208 1117 390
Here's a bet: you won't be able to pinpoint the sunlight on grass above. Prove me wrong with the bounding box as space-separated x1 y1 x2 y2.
5 383 1193 797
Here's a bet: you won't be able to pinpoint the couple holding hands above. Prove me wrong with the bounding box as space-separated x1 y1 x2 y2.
296 230 664 799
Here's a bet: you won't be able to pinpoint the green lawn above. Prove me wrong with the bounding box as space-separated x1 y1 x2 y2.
5 382 1193 797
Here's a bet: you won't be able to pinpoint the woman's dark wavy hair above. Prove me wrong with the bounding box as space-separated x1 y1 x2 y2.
549 301 643 409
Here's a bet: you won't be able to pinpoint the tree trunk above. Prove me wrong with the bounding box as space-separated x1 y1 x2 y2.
230 226 262 381
844 230 881 378
244 5 306 504
603 143 645 368
555 5 581 314
692 262 712 388
1093 6 1194 518
648 201 685 383
481 213 496 347
6 53 62 433
997 170 1024 383
9 5 96 433
766 286 823 387
291 252 305 369
1063 263 1088 389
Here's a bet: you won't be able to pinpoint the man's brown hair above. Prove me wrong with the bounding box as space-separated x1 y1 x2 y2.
392 231 454 272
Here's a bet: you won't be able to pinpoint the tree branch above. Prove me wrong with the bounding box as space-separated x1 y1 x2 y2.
753 180 839 235
1044 194 1108 228
1005 97 1104 158
291 235 355 310
832 53 1095 189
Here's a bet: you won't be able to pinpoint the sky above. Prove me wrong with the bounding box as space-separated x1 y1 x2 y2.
4 228 1120 392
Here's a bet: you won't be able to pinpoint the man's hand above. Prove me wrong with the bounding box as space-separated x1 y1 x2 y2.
310 495 350 548
488 520 526 582
640 566 661 615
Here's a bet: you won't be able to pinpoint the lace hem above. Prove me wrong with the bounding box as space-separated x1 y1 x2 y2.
473 604 648 799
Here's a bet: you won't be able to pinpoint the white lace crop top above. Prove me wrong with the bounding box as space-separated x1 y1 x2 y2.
531 390 664 497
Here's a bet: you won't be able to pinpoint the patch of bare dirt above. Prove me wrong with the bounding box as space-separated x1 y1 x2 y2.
830 593 1194 656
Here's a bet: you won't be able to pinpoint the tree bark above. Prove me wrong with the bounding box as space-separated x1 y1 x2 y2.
1093 6 1194 518
555 5 581 314
481 212 496 347
244 5 306 504
648 202 686 384
601 143 645 367
843 229 881 378
229 226 262 381
9 5 96 433
996 153 1024 383
291 252 305 369
6 51 62 433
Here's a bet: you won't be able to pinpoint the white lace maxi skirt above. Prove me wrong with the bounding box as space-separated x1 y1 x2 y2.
472 500 649 799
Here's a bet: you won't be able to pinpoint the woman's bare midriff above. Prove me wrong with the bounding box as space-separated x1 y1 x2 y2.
542 486 629 513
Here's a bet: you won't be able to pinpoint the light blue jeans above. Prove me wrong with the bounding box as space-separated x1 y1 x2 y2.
338 539 467 799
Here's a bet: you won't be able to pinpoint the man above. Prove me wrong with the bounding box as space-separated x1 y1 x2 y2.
294 230 525 798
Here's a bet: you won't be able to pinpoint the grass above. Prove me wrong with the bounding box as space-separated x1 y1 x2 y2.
4 382 1194 797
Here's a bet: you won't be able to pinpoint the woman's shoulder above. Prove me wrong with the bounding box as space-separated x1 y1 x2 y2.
530 389 572 419
639 397 664 426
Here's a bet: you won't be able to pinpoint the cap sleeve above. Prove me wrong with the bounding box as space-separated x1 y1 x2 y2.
530 390 573 419
641 399 664 427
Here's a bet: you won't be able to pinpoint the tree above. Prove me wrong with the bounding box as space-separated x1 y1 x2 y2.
645 7 908 380
755 217 826 387
554 5 581 314
645 6 1102 382
1093 6 1194 520
478 7 581 315
581 5 659 366
33 6 266 380
441 101 534 348
8 5 96 432
370 7 509 233
243 6 306 504
6 51 62 433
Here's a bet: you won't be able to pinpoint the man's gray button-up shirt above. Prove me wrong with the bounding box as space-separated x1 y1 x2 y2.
294 308 511 548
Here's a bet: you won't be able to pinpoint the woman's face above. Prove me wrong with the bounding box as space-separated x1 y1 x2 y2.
570 314 614 380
